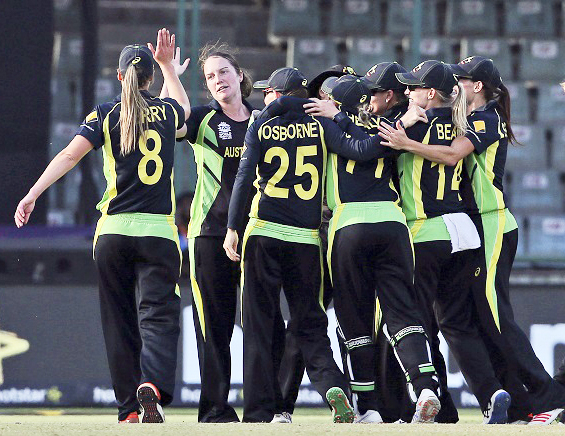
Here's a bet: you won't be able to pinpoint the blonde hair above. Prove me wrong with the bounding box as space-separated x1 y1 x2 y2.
119 64 150 156
357 102 374 127
436 83 469 137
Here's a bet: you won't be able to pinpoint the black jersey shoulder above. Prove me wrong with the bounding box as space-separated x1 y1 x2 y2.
465 100 506 154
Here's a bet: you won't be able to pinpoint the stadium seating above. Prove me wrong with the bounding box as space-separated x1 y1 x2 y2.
509 169 563 213
519 40 565 81
444 0 499 37
386 0 438 37
269 0 321 38
535 82 565 124
459 38 513 81
506 81 531 124
402 37 454 67
51 76 83 122
345 37 398 75
504 0 555 38
506 124 548 171
549 125 565 171
527 215 565 259
288 37 339 81
330 0 383 37
53 32 83 75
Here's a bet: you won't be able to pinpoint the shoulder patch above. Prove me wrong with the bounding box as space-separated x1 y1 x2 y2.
473 120 486 133
85 110 97 122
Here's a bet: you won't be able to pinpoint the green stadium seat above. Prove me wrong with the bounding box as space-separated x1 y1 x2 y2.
506 124 548 170
506 81 530 124
526 215 565 259
504 0 555 38
459 38 513 81
519 40 565 82
445 0 499 37
402 37 454 67
535 82 565 124
386 0 438 38
509 170 563 213
345 37 397 76
269 0 321 39
329 0 383 37
288 37 338 82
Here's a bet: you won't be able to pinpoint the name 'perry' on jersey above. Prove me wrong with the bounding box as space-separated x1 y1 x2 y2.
76 90 185 216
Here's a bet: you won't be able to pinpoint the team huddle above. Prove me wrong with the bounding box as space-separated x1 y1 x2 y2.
14 28 565 425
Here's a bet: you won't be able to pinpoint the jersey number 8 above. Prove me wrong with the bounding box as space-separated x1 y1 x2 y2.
138 129 163 185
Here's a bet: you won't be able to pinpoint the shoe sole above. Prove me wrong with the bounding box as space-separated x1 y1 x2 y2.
137 384 164 423
485 391 511 424
412 396 441 423
326 387 355 423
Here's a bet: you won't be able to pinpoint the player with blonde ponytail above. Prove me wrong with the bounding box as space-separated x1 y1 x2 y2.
15 28 190 424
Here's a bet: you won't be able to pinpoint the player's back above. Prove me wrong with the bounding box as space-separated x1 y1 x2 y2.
251 110 327 229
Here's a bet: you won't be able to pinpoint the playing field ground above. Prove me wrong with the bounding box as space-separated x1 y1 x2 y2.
0 407 563 435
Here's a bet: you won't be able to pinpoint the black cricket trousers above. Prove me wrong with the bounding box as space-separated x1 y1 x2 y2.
190 236 239 422
241 234 349 422
94 234 181 421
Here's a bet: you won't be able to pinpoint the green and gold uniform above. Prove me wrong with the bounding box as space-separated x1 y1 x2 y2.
463 101 565 418
398 107 503 412
182 99 254 423
227 96 389 422
77 90 185 421
327 103 440 411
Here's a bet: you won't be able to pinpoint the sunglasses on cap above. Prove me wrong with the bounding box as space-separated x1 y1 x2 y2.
406 85 431 91
263 88 275 96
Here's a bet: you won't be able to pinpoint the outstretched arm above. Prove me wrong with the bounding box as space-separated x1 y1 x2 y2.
15 135 93 227
378 121 473 166
148 28 191 121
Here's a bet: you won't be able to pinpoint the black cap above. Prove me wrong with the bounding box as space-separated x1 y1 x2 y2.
450 56 503 88
253 67 308 93
363 62 408 91
396 60 457 94
308 65 358 97
329 75 371 110
119 45 154 75
320 76 339 96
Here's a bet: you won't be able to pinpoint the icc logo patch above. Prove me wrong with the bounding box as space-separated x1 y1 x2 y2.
218 121 232 140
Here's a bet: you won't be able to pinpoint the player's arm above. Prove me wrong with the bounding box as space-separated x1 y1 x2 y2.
305 99 371 139
224 123 261 261
149 28 191 120
378 121 474 166
15 135 94 227
320 117 393 161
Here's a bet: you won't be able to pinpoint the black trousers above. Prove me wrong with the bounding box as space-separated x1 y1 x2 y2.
94 234 181 421
190 236 239 422
471 227 565 419
414 240 502 411
331 222 437 409
241 235 348 422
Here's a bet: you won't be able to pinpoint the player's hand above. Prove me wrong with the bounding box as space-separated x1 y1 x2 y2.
14 193 37 228
304 98 340 119
223 228 240 262
171 47 190 77
378 121 410 150
399 104 427 128
148 28 175 66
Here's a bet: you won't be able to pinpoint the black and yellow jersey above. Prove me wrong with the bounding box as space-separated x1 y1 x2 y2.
326 103 406 210
76 90 185 216
182 99 254 237
398 107 465 221
462 100 508 215
227 97 391 231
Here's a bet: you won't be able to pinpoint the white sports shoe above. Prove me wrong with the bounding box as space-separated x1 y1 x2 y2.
411 389 441 423
529 408 564 425
354 409 383 424
137 382 165 423
271 412 292 423
482 389 511 424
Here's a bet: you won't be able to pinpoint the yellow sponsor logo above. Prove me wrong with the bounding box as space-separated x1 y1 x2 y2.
132 56 141 65
475 267 481 277
360 94 367 103
302 79 308 86
473 120 486 133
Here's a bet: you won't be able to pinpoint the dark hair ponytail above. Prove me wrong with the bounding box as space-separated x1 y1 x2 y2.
483 82 518 145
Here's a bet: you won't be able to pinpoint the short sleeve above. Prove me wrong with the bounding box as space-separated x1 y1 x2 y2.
405 121 429 143
465 116 499 155
163 97 185 130
76 107 104 149
183 106 209 143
